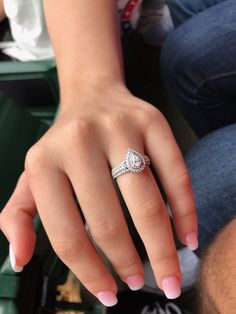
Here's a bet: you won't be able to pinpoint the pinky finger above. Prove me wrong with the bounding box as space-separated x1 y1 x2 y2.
145 119 198 249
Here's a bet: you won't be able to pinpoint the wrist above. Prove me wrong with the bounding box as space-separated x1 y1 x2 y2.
60 69 125 97
59 78 130 114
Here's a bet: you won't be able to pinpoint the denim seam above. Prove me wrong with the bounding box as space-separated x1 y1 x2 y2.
192 70 236 130
193 69 236 107
191 85 211 133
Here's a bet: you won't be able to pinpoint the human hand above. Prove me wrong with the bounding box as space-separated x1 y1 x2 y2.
0 84 198 306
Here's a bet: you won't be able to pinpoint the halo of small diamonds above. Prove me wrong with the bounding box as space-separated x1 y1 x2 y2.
111 148 150 179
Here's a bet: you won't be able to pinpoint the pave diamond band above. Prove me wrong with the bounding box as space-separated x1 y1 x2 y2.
111 148 151 179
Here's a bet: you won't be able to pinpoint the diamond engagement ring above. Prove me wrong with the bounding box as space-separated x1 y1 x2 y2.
111 148 151 179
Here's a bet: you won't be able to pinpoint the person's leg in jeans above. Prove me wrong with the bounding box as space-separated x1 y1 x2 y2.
160 0 236 137
185 123 236 255
166 0 226 27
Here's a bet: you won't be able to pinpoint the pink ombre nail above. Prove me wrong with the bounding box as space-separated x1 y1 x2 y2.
96 291 118 307
9 244 23 273
125 274 144 291
186 232 199 251
162 276 181 299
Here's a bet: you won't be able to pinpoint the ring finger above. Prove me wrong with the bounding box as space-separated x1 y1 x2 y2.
109 144 181 299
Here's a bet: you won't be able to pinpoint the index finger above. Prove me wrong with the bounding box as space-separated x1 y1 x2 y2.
26 167 118 303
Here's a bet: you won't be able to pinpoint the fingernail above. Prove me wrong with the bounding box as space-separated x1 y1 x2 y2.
9 244 23 273
125 274 144 291
162 276 181 299
186 232 199 251
96 291 118 307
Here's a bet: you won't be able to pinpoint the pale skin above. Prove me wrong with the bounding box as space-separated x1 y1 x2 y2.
0 0 198 305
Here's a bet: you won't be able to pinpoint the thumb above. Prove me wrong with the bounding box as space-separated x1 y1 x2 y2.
0 171 37 272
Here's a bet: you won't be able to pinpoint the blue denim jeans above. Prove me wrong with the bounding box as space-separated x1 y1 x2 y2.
161 0 236 137
160 0 236 252
185 123 236 254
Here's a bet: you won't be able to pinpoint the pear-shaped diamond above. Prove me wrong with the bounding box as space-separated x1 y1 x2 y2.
126 149 146 173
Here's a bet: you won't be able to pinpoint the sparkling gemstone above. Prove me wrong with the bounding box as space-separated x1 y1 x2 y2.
126 149 145 172
131 155 142 168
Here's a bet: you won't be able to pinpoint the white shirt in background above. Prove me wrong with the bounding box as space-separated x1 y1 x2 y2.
2 0 54 61
1 0 142 61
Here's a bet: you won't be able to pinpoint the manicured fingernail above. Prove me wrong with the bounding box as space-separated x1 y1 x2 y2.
162 276 181 299
96 291 118 307
186 232 199 251
125 274 144 291
9 244 23 273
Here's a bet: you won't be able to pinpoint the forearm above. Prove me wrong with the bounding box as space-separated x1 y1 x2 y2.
0 0 5 22
43 0 125 105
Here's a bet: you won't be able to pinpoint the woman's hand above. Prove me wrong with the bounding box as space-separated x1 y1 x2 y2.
0 84 198 305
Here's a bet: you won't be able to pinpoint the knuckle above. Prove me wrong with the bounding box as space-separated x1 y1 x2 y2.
8 204 21 218
115 256 140 274
0 204 11 222
91 221 123 244
178 208 196 220
141 107 170 132
177 170 192 187
172 170 194 198
82 270 108 287
143 108 159 122
65 119 94 147
136 198 163 223
53 237 86 261
153 251 178 267
104 112 128 131
141 106 163 124
25 144 47 172
178 170 192 190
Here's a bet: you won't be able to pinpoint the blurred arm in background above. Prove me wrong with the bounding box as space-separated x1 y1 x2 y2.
0 0 5 23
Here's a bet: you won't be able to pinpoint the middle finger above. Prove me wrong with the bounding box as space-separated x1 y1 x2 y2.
65 147 144 290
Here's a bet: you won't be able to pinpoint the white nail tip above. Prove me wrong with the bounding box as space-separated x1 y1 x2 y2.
9 244 23 273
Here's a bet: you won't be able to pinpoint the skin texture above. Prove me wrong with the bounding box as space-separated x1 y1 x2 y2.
198 218 236 314
0 0 197 302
